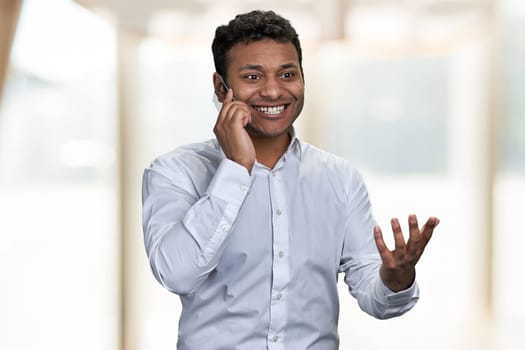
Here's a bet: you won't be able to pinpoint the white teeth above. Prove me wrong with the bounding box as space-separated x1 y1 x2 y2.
254 105 285 115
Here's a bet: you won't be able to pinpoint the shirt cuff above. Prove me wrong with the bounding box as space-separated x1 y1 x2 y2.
376 277 419 306
205 158 253 206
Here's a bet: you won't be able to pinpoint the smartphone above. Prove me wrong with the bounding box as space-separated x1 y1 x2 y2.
217 75 237 102
218 75 229 91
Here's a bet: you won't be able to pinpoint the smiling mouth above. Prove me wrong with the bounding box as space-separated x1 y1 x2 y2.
252 105 288 115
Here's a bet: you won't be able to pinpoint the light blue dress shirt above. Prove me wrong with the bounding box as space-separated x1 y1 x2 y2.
142 134 419 350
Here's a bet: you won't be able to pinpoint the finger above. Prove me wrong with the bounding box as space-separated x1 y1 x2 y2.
217 89 236 115
216 95 234 124
373 226 393 264
228 103 251 126
228 102 251 124
408 214 420 242
218 101 248 126
391 218 406 251
420 216 440 241
405 214 424 259
225 88 234 102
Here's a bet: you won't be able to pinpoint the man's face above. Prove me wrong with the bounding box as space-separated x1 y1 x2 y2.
219 39 305 140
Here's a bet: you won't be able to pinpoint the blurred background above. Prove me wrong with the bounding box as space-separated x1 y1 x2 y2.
0 0 524 349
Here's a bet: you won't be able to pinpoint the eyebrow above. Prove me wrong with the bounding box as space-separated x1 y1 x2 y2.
238 63 299 71
281 63 299 70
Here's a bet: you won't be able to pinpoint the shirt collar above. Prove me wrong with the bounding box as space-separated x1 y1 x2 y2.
287 127 302 160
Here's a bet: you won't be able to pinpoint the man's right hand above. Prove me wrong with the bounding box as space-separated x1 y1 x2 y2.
213 88 256 173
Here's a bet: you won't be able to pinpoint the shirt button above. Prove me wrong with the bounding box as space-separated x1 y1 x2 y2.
276 293 282 300
240 185 248 192
276 209 282 215
272 335 279 342
220 224 228 231
278 251 284 258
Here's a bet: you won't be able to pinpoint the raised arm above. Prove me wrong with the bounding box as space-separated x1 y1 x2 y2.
340 169 439 319
143 87 256 296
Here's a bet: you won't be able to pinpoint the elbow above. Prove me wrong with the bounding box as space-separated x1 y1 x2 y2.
151 250 202 296
158 269 200 296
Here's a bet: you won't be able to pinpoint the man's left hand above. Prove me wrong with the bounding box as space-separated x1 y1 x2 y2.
374 215 440 292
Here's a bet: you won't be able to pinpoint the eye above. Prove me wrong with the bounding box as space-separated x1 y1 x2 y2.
244 74 261 80
280 71 296 79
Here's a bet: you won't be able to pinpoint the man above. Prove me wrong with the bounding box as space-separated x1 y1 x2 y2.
142 10 439 350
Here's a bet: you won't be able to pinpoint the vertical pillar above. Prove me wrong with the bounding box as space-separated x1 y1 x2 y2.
448 4 499 348
317 0 346 41
485 0 501 318
308 0 347 145
116 29 146 350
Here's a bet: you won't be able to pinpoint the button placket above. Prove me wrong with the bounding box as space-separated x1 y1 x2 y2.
267 170 289 348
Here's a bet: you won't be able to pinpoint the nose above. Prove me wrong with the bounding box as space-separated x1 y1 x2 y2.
259 77 283 100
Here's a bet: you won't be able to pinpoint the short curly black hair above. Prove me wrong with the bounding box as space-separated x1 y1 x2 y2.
211 10 303 81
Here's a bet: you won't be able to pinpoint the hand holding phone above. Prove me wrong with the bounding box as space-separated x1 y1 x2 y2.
213 80 256 173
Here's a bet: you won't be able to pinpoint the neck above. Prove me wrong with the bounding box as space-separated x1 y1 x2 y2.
251 133 291 169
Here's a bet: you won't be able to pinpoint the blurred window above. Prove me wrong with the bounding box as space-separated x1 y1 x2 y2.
0 1 118 349
317 52 449 174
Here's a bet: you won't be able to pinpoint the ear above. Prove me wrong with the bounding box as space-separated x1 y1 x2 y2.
213 72 227 103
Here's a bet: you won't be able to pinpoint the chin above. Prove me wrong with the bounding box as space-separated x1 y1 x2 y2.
246 122 293 137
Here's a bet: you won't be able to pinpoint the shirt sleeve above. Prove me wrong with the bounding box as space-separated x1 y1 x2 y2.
142 157 252 295
339 168 420 319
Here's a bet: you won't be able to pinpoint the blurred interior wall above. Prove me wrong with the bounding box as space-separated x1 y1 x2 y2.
0 0 22 104
3 1 521 349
